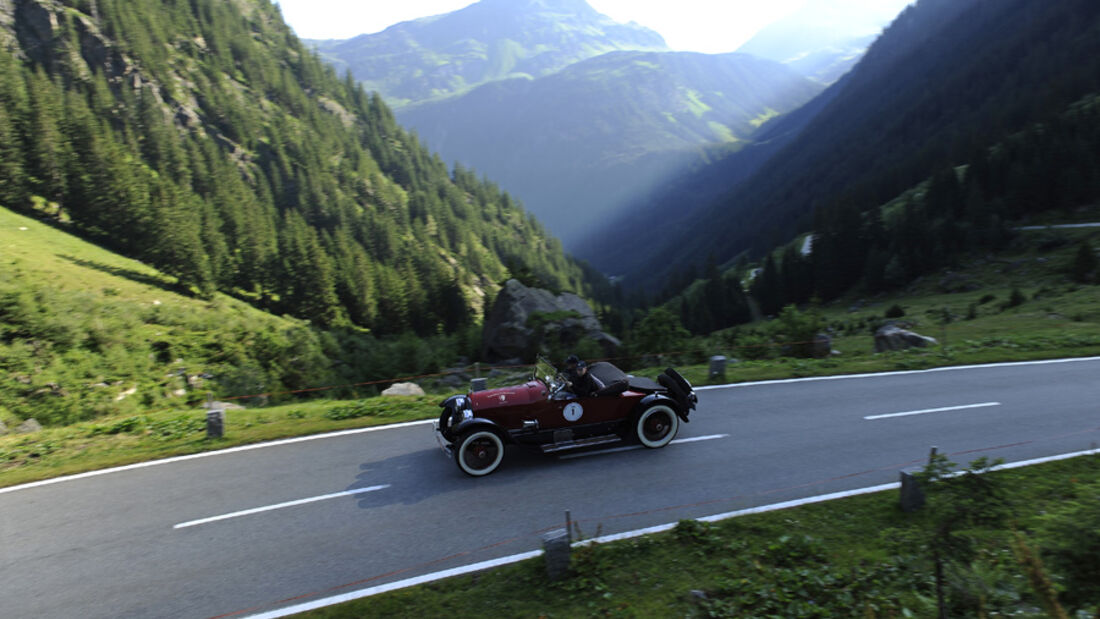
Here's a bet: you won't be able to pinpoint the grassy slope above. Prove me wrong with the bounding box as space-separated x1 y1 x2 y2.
0 205 311 418
0 205 396 484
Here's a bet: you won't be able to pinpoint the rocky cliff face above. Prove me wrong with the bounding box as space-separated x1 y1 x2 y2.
482 279 620 361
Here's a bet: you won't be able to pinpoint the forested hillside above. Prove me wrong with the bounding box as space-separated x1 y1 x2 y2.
398 50 821 244
0 0 592 338
589 0 1100 291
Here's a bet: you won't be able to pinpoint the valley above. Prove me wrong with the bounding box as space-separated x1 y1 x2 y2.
1 0 1099 616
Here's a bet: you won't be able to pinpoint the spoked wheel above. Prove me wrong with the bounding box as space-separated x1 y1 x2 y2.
454 429 505 476
634 404 679 448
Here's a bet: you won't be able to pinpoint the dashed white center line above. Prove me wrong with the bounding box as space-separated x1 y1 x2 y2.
174 485 390 529
864 402 1001 421
558 434 729 460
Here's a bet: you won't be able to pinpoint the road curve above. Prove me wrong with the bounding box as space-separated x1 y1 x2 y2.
1 357 1098 619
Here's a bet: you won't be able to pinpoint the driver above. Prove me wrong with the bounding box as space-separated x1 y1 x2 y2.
563 355 604 397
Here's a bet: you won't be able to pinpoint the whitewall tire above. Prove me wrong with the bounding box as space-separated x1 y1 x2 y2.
634 404 679 448
455 429 505 476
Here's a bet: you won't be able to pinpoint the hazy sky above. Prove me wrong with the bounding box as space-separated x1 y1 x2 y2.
275 0 912 53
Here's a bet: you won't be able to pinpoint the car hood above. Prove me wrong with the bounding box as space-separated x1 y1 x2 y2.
469 381 546 412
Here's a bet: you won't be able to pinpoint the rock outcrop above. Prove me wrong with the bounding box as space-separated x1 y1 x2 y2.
482 279 620 361
874 324 938 352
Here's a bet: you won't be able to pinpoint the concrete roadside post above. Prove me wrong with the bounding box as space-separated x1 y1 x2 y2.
709 355 727 381
542 528 571 581
900 445 939 512
206 392 225 439
471 363 487 392
899 471 925 512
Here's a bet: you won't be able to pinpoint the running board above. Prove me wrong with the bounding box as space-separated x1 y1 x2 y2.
540 434 621 454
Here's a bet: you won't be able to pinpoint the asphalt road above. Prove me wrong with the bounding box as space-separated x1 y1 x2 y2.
2 357 1098 619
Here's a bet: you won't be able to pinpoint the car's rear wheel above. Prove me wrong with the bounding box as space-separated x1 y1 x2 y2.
634 404 679 448
455 429 505 476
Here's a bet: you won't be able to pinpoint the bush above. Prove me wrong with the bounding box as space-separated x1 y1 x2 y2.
630 306 690 357
1003 287 1027 309
770 305 823 358
1036 481 1100 610
885 303 906 318
737 333 773 360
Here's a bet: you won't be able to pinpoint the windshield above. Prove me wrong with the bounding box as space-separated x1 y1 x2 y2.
532 355 560 389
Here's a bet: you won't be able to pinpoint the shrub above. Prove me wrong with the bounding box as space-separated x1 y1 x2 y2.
1004 287 1026 309
630 306 690 357
737 333 773 360
885 303 906 318
770 305 824 358
1036 481 1100 610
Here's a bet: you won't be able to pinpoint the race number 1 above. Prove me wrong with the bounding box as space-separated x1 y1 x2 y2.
563 402 583 422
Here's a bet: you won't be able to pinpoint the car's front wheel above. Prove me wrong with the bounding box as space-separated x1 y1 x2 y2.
634 403 679 448
454 429 505 476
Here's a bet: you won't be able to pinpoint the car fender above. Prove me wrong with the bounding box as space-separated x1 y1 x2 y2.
438 394 472 441
450 418 510 444
633 392 689 423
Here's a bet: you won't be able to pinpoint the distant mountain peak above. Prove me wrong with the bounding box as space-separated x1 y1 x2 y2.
309 0 666 106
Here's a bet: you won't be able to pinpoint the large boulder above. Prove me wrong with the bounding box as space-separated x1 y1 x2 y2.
16 418 42 434
874 324 938 352
482 279 621 361
382 382 426 397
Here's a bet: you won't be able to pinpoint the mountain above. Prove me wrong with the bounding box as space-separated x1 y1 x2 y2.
397 50 822 245
737 0 913 83
0 0 593 338
584 0 1100 287
307 0 668 107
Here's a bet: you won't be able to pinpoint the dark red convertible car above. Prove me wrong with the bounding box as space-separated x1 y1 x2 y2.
434 357 697 476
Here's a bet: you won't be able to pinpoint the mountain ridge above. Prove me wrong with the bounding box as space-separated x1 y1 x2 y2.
307 0 668 107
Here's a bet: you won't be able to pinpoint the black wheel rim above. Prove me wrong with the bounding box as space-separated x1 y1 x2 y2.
462 436 499 471
643 410 672 442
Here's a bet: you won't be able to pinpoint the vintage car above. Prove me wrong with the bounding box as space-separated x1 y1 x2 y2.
434 357 698 476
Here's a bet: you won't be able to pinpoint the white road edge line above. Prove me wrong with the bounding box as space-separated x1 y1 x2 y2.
0 420 433 496
694 355 1100 391
864 402 1001 420
557 434 729 460
244 446 1100 619
174 485 390 529
4 355 1098 496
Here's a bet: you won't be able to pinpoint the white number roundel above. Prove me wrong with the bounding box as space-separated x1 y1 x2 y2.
563 402 583 422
